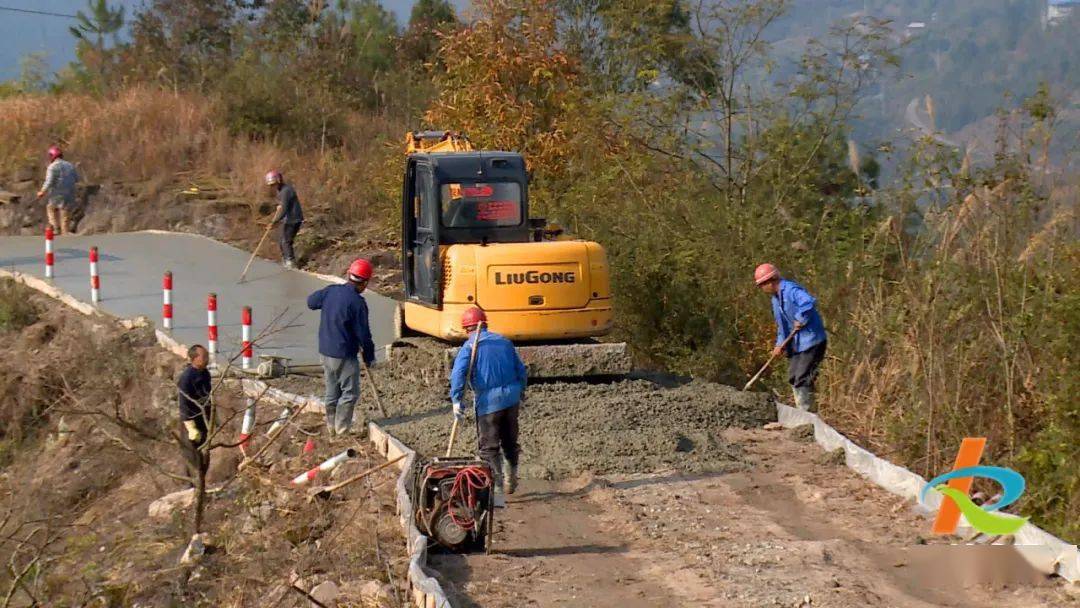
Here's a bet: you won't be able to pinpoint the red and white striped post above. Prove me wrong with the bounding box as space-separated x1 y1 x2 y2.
88 246 100 304
162 271 173 331
267 407 290 436
241 306 253 370
291 448 356 486
44 226 54 279
239 397 256 452
206 293 218 366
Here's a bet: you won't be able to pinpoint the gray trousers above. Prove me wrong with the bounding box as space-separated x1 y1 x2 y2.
788 340 827 412
322 355 360 431
280 221 301 262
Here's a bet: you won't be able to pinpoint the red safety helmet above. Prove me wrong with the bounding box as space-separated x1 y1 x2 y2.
347 258 373 282
47 145 63 161
265 170 283 186
753 263 780 285
461 306 487 329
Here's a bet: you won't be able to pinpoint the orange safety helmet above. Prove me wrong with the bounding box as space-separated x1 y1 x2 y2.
461 306 487 329
347 258 373 281
753 263 780 285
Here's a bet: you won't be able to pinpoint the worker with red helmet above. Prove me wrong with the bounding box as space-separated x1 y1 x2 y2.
307 258 377 435
36 145 80 235
265 170 304 268
450 306 528 507
754 263 827 412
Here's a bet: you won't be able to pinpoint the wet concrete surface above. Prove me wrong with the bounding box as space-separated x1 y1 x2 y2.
0 231 398 365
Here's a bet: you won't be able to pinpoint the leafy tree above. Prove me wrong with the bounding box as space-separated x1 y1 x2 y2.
130 0 245 90
425 0 582 176
17 52 51 93
68 0 126 86
70 0 126 49
401 0 458 64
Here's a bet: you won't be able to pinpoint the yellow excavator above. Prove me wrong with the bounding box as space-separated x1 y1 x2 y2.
390 131 630 378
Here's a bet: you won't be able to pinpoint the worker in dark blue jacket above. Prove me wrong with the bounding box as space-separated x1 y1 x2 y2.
307 258 376 436
177 344 212 486
755 263 827 412
451 307 527 506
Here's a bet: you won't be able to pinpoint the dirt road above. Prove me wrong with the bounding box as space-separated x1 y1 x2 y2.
426 427 1070 607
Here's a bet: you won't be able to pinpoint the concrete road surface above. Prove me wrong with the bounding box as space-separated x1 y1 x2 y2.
0 231 398 366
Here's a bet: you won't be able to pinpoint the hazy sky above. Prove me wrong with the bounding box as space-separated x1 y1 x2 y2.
0 0 468 80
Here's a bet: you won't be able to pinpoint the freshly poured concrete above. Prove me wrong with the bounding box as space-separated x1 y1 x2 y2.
0 231 398 365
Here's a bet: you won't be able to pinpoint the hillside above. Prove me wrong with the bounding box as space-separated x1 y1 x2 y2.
0 0 1076 561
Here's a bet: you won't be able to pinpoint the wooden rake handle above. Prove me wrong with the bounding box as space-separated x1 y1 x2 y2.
743 328 799 391
238 221 275 283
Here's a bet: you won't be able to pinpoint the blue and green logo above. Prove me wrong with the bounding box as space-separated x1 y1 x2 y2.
922 438 1028 536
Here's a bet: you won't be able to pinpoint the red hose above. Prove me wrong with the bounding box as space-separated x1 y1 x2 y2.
448 466 491 530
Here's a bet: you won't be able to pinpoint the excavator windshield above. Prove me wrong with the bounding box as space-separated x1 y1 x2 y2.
441 182 523 228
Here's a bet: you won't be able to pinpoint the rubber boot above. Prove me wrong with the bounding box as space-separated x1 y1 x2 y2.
794 387 816 413
491 458 506 508
505 461 518 495
325 405 337 436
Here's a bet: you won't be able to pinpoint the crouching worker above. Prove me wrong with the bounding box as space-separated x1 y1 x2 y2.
450 307 527 507
178 344 212 486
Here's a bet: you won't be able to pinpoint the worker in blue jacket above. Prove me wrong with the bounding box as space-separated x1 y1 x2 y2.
754 263 827 412
451 306 527 506
307 258 377 436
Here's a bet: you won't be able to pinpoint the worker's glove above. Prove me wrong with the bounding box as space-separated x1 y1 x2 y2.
183 420 202 443
452 402 464 420
794 321 806 331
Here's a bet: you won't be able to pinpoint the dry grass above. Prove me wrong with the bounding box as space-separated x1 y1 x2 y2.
0 88 404 233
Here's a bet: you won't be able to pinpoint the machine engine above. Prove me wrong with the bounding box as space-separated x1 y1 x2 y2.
412 457 494 553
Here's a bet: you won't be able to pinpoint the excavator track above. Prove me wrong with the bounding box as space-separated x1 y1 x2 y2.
386 336 631 379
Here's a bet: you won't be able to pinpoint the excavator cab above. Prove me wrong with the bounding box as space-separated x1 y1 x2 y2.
402 147 531 306
396 131 630 378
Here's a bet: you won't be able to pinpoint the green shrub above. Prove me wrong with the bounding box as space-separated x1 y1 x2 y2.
0 280 38 332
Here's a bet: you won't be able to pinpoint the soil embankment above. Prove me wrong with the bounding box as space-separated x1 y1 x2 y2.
0 280 406 606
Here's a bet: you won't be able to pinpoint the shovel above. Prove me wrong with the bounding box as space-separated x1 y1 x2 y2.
362 359 388 418
743 327 799 391
446 324 482 457
238 221 275 284
309 454 406 500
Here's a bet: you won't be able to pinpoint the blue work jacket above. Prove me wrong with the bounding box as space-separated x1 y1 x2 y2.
306 284 376 364
772 279 827 355
450 329 527 417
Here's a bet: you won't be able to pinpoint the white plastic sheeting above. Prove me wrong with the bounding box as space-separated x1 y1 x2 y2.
776 404 1079 582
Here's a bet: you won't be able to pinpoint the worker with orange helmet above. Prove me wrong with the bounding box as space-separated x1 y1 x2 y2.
307 258 377 435
265 170 304 268
36 145 80 235
754 263 827 412
451 306 527 507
